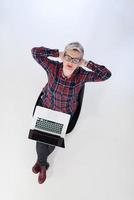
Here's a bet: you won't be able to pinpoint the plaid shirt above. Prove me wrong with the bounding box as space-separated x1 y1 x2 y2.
31 47 112 116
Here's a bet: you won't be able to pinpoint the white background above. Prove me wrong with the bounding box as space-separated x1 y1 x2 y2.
0 0 134 199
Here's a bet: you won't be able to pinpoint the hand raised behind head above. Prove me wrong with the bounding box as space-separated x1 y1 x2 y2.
80 59 88 67
59 51 64 60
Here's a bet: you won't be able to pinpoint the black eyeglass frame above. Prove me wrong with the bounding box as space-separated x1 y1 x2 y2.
63 52 82 64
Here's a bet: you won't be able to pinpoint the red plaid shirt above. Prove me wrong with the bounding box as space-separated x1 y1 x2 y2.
31 47 112 116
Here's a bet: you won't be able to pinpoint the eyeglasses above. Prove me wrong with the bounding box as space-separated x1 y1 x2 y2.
63 53 82 64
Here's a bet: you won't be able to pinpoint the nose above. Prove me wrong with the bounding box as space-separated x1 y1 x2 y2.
67 60 74 65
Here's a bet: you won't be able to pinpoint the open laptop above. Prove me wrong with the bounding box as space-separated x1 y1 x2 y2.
28 106 71 148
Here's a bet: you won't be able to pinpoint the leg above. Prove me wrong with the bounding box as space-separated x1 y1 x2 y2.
33 95 56 166
35 142 55 184
36 141 55 167
48 144 56 155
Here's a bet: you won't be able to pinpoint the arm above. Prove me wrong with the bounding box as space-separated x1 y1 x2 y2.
31 46 59 74
81 59 112 82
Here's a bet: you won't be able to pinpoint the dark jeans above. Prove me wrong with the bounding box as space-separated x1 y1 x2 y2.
33 95 74 167
36 141 56 166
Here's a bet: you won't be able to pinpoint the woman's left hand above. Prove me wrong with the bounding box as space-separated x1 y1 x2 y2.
80 59 89 67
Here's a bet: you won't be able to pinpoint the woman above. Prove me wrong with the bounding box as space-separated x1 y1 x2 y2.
31 42 112 184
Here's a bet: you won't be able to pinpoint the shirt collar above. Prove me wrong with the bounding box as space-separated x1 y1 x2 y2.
60 62 79 80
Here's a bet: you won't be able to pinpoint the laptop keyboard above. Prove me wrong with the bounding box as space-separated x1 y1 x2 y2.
35 117 64 134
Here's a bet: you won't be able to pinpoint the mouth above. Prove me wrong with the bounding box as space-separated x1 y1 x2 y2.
67 64 73 69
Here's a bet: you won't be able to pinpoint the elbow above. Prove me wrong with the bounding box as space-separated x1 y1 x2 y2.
107 70 112 79
103 71 112 81
31 47 36 54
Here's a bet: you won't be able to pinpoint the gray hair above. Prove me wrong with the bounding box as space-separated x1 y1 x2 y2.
64 42 84 57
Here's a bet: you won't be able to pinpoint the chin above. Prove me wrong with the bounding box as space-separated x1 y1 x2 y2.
65 68 74 74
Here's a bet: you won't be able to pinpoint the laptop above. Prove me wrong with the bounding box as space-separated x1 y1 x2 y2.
28 106 71 148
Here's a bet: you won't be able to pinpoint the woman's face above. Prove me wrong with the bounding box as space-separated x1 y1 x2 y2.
62 49 83 76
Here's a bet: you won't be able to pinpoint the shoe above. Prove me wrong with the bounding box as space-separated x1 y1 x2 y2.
32 161 41 174
38 166 47 184
32 161 50 174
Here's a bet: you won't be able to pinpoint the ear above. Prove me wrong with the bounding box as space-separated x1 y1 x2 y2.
79 59 83 65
